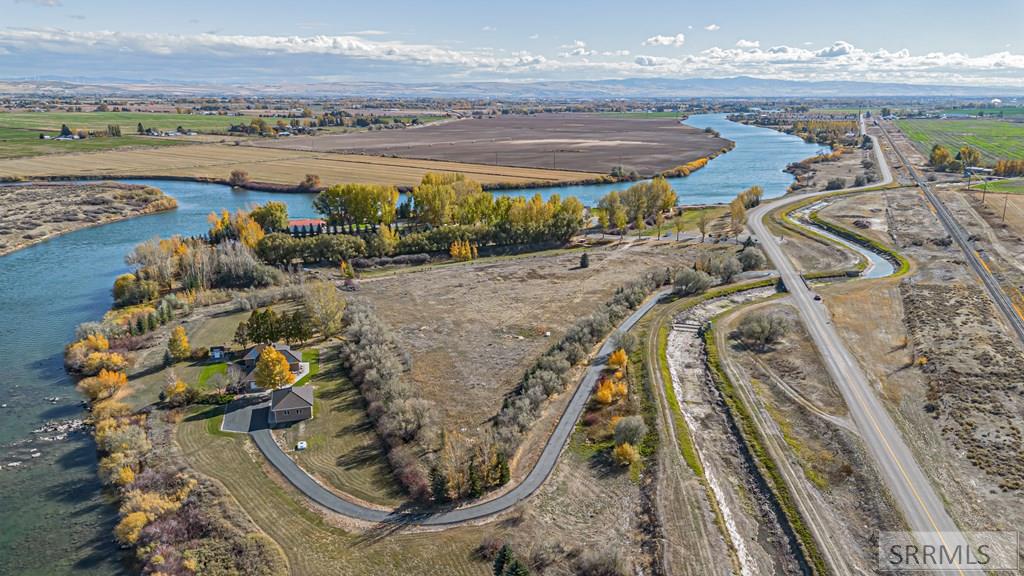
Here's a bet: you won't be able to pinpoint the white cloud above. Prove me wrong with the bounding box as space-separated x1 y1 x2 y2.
481 25 496 32
15 0 62 6
1 29 1022 87
816 40 855 58
704 24 720 31
561 39 593 57
642 33 685 47
736 39 760 49
528 33 539 40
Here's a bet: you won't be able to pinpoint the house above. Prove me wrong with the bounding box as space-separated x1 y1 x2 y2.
242 343 301 371
240 342 307 390
268 386 313 425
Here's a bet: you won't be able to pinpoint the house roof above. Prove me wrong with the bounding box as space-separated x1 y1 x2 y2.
243 342 301 365
288 218 325 228
270 386 314 411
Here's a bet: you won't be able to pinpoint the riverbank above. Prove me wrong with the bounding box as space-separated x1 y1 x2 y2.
0 182 177 257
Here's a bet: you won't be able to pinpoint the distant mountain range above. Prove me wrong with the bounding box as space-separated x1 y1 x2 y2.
2 76 1023 99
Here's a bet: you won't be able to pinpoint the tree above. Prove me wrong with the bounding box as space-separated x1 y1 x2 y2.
493 545 514 576
673 214 684 241
714 256 743 283
674 268 713 296
233 321 249 347
614 415 648 447
958 145 981 169
738 247 766 271
503 559 530 576
737 311 790 351
697 209 710 242
115 511 149 545
929 144 955 171
255 346 295 389
612 442 640 467
729 197 746 238
298 174 321 191
77 369 127 402
430 466 449 503
250 201 289 232
163 376 189 407
303 282 346 338
579 252 590 268
229 169 250 187
167 326 191 361
608 348 628 371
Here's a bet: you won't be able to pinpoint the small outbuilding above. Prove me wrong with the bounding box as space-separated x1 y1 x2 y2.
268 386 314 426
210 346 226 360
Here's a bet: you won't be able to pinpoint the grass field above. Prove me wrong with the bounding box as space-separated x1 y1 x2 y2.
896 118 1024 163
939 107 1024 119
598 111 683 118
977 178 1024 194
0 142 599 187
0 111 290 134
278 345 404 506
0 126 185 159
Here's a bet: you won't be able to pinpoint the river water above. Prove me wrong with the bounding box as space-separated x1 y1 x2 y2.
0 113 823 575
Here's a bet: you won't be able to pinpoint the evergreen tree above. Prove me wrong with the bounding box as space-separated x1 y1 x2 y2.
493 545 513 576
503 559 529 576
496 453 511 486
430 466 449 503
146 313 158 332
467 456 482 498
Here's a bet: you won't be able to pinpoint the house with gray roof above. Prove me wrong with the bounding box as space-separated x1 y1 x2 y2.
268 386 314 425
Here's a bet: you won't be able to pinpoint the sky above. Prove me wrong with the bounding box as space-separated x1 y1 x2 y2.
3 0 1024 86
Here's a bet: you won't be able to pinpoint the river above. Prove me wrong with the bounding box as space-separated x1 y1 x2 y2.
0 113 823 575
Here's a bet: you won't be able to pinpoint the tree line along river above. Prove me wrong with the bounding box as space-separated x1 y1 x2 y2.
0 113 826 575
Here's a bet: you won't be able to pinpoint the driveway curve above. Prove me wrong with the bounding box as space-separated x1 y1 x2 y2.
228 287 670 525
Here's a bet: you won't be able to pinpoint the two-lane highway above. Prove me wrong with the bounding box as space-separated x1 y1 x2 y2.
747 119 962 545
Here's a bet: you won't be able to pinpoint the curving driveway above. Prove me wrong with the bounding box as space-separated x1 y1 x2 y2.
221 288 670 525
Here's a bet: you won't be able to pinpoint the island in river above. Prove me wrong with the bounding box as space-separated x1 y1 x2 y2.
0 181 177 257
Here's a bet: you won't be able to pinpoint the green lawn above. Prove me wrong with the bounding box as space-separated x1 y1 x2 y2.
277 344 404 507
0 126 184 159
295 348 319 385
896 118 1024 163
979 178 1024 194
197 362 228 390
939 107 1024 119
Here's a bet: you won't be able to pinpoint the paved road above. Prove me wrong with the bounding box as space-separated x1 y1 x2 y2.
222 287 671 525
747 118 963 545
876 120 1024 345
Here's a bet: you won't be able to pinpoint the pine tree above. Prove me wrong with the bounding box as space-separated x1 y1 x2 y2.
146 313 158 332
503 559 529 576
468 456 482 498
493 545 513 576
430 466 449 503
496 453 510 486
135 316 146 335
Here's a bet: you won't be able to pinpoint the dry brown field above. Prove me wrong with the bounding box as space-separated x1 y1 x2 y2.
256 113 732 176
0 143 600 187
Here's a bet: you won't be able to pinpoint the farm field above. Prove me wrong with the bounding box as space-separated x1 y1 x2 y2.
895 118 1024 163
0 111 291 134
939 107 1024 119
255 113 732 176
0 143 600 187
979 177 1024 194
0 126 185 159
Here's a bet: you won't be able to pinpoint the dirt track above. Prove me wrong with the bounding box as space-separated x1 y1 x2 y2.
255 113 732 177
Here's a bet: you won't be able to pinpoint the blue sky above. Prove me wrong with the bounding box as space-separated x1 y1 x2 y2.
3 0 1023 86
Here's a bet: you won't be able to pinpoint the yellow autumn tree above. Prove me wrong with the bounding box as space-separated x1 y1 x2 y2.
115 511 149 545
255 346 295 389
83 351 128 375
612 442 640 467
608 349 628 371
595 379 615 405
167 326 190 361
77 369 128 402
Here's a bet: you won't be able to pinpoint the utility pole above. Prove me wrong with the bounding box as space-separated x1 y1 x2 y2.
1003 193 1009 223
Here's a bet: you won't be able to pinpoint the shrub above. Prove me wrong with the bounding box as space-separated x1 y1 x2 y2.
736 310 790 350
614 415 648 446
228 169 250 187
825 177 847 191
113 273 159 307
612 442 640 466
674 268 713 295
737 247 766 271
580 252 590 268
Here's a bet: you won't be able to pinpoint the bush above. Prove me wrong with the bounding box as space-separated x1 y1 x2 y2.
580 252 590 268
737 247 766 271
736 310 790 350
674 268 713 295
614 415 648 446
825 177 847 191
113 274 159 307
